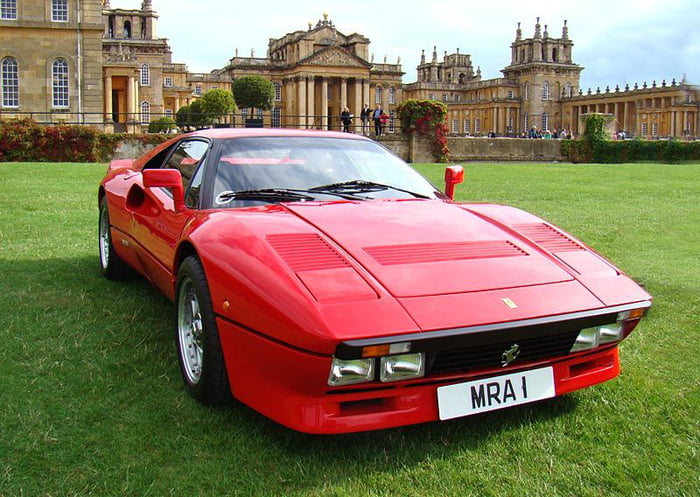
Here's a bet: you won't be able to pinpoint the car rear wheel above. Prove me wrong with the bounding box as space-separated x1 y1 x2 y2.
176 255 232 405
98 197 132 280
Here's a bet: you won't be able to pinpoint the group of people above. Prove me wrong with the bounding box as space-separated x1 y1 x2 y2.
340 103 388 136
523 127 571 139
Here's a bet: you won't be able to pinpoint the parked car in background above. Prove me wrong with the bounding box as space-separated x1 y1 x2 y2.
98 128 651 434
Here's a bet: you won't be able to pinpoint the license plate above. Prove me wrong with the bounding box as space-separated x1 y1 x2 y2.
437 367 555 420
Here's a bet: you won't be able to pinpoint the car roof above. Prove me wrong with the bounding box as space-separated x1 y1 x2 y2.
185 128 372 141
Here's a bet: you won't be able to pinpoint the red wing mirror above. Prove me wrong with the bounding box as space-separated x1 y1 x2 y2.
142 169 186 212
444 165 464 200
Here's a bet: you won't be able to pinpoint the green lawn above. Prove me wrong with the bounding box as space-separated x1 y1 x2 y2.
0 161 698 497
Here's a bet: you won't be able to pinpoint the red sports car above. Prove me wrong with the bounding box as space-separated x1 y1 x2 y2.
98 128 651 434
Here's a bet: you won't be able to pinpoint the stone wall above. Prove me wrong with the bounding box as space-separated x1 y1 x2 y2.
378 134 566 162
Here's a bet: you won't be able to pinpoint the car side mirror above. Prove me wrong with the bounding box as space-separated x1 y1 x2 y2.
444 165 464 200
143 169 186 212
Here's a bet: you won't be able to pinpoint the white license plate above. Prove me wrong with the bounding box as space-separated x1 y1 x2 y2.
437 367 555 420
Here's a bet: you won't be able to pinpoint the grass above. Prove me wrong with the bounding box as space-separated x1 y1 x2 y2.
0 161 698 497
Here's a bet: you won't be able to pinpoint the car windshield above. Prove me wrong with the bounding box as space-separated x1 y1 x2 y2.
211 136 441 207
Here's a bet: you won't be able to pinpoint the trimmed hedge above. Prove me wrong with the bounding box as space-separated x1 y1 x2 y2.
561 138 700 164
0 119 168 163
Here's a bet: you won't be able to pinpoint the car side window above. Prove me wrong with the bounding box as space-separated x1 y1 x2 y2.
164 139 209 209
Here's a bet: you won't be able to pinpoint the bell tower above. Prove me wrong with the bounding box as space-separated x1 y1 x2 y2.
502 19 582 131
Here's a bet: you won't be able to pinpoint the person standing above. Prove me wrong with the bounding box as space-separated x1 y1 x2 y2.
372 104 384 137
360 103 371 136
340 107 353 133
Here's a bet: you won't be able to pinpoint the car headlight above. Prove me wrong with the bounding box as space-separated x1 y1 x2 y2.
379 353 425 383
328 358 375 386
570 307 647 353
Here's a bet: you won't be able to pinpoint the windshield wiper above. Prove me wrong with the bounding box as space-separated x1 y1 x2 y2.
309 180 430 199
216 188 315 203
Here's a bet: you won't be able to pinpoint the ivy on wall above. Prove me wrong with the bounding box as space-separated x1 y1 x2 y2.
396 99 450 162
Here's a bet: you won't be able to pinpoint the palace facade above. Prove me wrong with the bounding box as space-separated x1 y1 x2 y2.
1 0 698 138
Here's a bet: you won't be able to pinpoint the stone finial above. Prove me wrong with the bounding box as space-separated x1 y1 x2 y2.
562 20 569 40
543 24 549 38
516 22 522 41
534 17 541 38
141 0 153 11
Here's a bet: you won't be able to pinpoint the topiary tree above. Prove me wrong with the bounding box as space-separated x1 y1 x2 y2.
148 116 177 133
232 75 275 119
175 105 192 131
199 88 236 124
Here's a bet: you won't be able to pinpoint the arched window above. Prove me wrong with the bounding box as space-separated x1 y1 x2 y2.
542 112 549 131
140 101 150 124
140 63 150 86
564 82 572 98
375 86 383 104
524 83 528 100
524 111 529 131
542 81 550 100
52 58 69 108
1 57 19 108
123 20 131 38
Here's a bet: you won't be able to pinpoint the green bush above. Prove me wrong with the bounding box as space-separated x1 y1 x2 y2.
0 119 168 162
148 116 177 134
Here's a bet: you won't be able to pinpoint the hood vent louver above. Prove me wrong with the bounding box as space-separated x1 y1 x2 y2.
513 223 584 252
267 233 350 272
365 241 528 266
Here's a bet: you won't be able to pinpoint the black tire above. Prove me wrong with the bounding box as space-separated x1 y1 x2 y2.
98 197 133 280
175 255 232 405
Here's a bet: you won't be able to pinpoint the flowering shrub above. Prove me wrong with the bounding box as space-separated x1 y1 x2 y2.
396 99 450 162
0 119 167 162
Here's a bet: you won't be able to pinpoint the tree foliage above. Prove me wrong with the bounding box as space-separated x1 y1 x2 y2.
199 89 236 123
233 75 275 118
148 116 177 133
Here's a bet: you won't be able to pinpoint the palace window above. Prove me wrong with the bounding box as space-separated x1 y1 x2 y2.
327 84 332 101
52 0 68 22
165 109 173 118
388 110 395 133
194 86 201 95
542 81 550 100
388 86 396 104
272 107 281 128
455 95 461 103
164 77 173 88
140 101 150 124
564 82 572 98
451 119 459 134
641 122 648 136
1 57 19 108
52 59 69 108
474 118 481 133
542 112 549 131
442 94 448 102
375 86 382 104
651 122 658 137
140 64 150 86
123 20 131 38
1 0 17 19
507 90 514 99
524 111 529 130
428 93 434 100
274 82 282 101
524 84 528 100
464 119 470 135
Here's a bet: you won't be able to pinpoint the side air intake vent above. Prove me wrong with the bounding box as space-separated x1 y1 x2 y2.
266 233 350 272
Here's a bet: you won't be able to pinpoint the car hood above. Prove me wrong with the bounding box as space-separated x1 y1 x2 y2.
284 199 575 298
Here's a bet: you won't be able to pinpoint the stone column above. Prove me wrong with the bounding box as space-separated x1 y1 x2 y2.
297 76 307 128
340 78 348 111
104 76 113 122
623 102 629 132
321 78 328 130
306 76 315 129
362 79 370 108
353 79 362 130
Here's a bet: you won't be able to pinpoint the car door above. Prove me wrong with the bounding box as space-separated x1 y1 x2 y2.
131 138 210 295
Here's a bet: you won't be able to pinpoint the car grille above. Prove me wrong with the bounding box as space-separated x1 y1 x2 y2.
429 329 581 375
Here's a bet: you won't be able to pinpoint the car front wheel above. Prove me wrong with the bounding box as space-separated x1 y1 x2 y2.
98 197 132 280
176 255 232 405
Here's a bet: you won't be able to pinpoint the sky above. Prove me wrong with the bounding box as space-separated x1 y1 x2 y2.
116 0 699 91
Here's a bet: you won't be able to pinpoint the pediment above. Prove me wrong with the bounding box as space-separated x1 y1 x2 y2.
300 46 370 68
